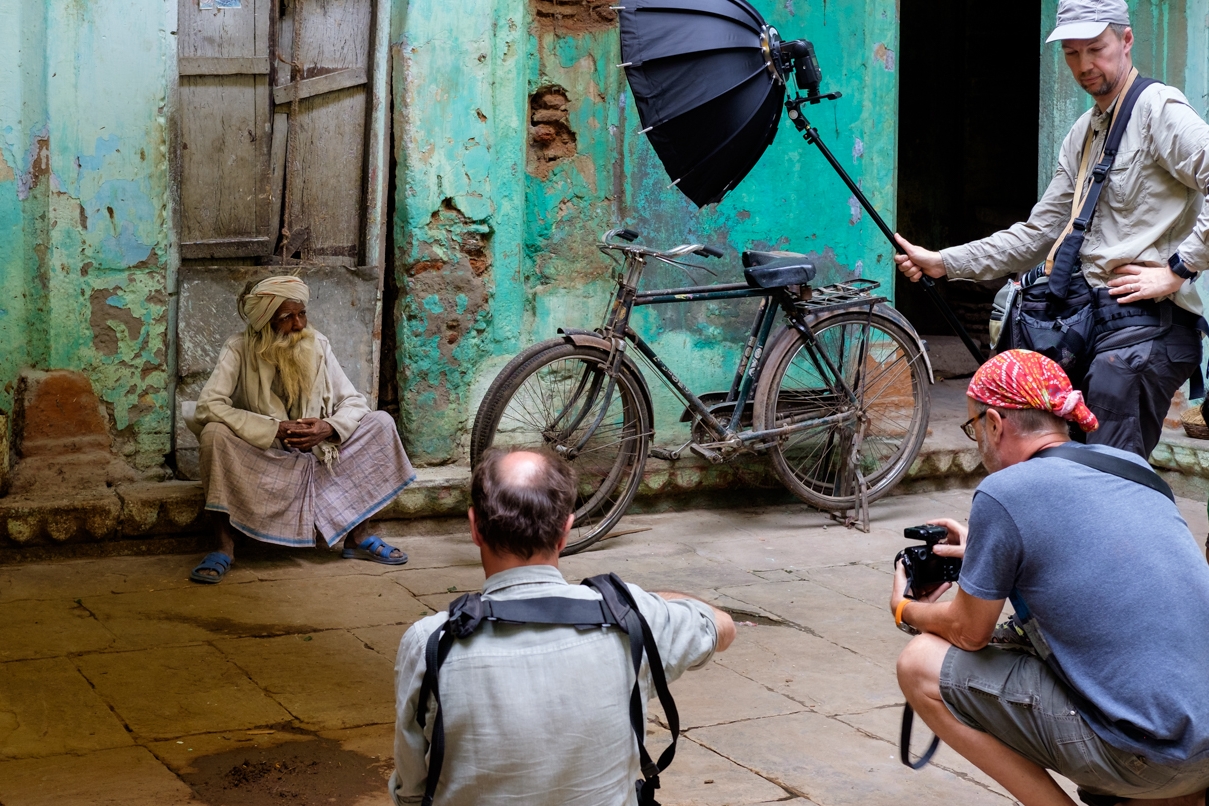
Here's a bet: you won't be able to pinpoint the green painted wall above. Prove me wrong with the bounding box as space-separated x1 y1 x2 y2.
394 0 902 465
3 0 1207 477
0 0 176 473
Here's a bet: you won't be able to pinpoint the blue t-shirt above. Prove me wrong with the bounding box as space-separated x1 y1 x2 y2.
963 443 1209 763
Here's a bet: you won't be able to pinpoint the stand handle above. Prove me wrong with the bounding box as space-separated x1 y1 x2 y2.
787 100 985 366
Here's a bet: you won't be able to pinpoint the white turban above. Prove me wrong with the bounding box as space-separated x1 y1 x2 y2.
240 276 310 332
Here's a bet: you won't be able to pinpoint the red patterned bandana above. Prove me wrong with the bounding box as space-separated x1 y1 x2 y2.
967 350 1099 432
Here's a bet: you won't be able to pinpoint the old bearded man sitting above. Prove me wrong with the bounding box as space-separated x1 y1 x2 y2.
186 276 414 583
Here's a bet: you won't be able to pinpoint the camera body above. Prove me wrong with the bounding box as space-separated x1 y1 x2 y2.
896 525 962 599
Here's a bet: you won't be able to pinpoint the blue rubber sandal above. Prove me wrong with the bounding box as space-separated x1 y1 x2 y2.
342 535 408 566
190 551 232 584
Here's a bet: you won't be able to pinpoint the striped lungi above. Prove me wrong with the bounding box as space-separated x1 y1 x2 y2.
199 410 416 547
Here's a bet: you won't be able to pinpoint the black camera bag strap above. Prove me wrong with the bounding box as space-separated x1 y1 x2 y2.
414 573 678 806
1033 444 1173 502
1047 71 1159 303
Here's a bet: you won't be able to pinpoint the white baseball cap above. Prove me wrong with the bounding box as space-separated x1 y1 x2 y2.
1046 0 1130 43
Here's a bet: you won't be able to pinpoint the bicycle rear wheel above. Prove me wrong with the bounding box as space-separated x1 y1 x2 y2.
470 341 651 554
754 311 929 510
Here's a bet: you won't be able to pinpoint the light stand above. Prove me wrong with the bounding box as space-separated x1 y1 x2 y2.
775 36 987 366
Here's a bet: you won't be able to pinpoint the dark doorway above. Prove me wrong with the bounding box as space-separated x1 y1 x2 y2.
894 0 1042 367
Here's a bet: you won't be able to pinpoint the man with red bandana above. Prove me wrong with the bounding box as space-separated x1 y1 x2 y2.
892 351 1209 806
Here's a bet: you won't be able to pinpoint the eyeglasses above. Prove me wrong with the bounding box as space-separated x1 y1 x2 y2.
960 411 987 441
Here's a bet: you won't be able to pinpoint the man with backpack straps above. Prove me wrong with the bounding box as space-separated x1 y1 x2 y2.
893 351 1209 806
389 447 735 806
894 0 1209 459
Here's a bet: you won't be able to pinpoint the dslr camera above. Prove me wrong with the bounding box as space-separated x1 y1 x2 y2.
895 525 962 600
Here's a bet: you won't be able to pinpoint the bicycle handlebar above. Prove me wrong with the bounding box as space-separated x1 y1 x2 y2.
600 229 725 261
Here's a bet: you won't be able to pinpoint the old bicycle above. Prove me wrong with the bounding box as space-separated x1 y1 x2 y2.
470 229 933 554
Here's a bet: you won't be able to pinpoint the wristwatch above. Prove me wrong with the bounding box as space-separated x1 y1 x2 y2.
1168 252 1197 282
894 598 920 636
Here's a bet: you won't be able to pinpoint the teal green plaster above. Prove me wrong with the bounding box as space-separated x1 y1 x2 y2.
0 0 173 471
394 0 901 463
422 295 445 314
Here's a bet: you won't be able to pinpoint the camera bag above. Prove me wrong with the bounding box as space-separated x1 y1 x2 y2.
992 70 1158 382
415 572 680 806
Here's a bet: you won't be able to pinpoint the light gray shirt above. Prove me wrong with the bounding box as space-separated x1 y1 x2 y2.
390 565 719 806
940 82 1209 314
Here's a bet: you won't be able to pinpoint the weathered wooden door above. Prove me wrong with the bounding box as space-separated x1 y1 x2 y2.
173 0 391 478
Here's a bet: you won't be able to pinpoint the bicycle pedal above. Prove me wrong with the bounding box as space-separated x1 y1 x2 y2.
689 443 725 465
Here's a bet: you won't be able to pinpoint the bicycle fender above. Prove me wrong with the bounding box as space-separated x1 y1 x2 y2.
871 304 934 385
557 328 656 432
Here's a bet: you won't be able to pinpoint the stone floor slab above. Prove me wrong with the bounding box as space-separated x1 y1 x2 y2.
0 554 206 603
318 723 397 805
0 657 133 760
652 661 806 730
0 746 202 806
801 562 899 611
387 563 486 598
76 644 292 741
713 624 902 715
0 598 116 661
693 528 908 575
689 711 1012 805
214 629 396 730
652 727 791 805
147 727 314 774
352 624 410 664
717 579 912 665
84 574 424 649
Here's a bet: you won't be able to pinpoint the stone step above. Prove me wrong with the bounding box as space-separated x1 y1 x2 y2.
2 380 1205 558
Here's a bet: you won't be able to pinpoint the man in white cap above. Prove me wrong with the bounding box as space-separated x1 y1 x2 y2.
186 276 415 583
894 0 1209 459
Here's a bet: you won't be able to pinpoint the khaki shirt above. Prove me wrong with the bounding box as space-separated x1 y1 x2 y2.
940 83 1209 314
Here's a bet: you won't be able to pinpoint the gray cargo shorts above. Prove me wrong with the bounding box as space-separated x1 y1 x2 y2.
939 645 1209 799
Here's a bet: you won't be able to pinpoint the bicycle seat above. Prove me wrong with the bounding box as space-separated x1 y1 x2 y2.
741 250 816 289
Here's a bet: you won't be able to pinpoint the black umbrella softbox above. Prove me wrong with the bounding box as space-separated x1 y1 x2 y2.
620 0 784 207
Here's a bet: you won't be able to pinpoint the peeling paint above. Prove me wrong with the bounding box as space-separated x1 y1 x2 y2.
0 0 174 472
873 42 896 72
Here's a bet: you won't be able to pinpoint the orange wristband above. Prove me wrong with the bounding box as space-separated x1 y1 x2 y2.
894 597 912 628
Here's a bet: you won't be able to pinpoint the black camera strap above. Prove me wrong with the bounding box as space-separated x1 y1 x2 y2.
899 704 941 769
1033 444 1174 502
414 573 679 806
1047 71 1159 302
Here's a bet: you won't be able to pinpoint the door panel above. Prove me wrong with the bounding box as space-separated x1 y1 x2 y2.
173 0 390 480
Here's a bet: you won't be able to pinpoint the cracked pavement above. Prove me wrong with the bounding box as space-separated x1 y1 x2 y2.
2 490 1207 805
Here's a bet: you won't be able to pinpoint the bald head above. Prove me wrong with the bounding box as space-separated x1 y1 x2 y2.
470 448 577 559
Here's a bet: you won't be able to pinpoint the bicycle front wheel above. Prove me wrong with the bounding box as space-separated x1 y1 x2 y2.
470 341 651 554
754 311 930 510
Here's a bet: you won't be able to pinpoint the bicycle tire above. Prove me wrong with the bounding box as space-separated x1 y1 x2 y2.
470 340 651 554
754 311 930 510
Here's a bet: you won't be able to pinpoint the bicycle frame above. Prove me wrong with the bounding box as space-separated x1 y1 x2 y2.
589 243 884 452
